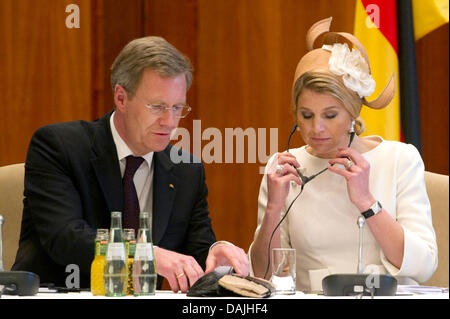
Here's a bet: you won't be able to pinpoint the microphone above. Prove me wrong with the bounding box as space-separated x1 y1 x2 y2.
322 215 398 296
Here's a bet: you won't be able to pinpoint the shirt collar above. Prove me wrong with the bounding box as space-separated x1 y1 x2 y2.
110 111 154 166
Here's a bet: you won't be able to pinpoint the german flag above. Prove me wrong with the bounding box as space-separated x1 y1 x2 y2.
413 0 449 40
354 0 400 142
354 0 448 153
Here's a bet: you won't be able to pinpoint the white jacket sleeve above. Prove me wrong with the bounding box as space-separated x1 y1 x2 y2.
248 154 292 275
380 143 438 283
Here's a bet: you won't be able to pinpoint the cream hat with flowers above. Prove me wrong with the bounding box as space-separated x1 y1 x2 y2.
293 17 395 109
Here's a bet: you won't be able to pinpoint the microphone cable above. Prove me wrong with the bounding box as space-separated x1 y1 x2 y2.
263 124 355 279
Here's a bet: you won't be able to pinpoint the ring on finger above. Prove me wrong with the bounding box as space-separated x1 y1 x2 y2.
176 272 185 279
275 164 284 175
345 160 354 170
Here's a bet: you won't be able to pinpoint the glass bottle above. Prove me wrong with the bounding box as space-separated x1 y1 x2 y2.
132 212 156 296
90 228 109 295
123 228 136 295
103 211 127 297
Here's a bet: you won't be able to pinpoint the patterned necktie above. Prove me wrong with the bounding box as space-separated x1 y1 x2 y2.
123 155 145 232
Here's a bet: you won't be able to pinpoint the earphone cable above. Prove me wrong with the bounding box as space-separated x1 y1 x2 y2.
263 183 304 279
262 130 356 280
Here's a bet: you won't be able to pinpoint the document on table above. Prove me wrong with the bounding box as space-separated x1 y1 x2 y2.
396 285 449 295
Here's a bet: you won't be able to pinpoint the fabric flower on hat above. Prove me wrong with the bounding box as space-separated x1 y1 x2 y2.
322 43 376 98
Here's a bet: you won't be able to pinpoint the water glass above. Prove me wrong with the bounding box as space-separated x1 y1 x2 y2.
271 248 296 295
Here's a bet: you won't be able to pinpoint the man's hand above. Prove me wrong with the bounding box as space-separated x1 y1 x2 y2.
154 246 204 293
205 242 250 276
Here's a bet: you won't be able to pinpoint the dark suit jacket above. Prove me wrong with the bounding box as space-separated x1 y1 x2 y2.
12 111 216 288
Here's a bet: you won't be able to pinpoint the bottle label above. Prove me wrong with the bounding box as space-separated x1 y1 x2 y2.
106 243 126 260
95 240 101 256
95 240 109 256
125 240 136 258
100 240 108 256
134 243 153 260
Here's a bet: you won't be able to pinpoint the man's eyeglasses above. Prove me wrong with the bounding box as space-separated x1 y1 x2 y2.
134 95 191 118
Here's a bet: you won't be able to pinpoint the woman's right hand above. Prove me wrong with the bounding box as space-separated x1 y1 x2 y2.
266 152 302 213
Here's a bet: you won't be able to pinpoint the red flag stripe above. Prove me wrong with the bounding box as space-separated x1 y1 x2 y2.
361 0 398 53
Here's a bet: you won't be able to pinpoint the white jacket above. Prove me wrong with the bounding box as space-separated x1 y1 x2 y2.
249 136 438 292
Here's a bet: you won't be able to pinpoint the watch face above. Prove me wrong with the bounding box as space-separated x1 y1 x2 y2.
362 201 381 219
373 201 382 214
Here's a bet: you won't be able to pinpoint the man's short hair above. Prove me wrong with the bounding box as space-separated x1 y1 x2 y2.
111 36 193 98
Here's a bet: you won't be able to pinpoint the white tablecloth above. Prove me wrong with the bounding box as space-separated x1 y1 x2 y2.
2 286 448 299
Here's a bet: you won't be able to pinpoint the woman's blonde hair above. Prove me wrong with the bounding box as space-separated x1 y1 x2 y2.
111 36 193 99
292 71 365 135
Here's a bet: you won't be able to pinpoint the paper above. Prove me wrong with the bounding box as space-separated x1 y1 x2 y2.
396 285 449 295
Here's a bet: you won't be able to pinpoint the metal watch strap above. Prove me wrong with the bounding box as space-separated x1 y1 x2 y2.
361 201 382 219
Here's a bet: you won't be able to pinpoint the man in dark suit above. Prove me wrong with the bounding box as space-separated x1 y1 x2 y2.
12 36 249 292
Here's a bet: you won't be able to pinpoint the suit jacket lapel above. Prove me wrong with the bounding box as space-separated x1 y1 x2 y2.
90 112 124 213
152 149 178 245
88 112 177 244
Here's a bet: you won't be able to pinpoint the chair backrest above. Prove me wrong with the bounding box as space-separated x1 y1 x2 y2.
423 171 449 287
0 163 25 271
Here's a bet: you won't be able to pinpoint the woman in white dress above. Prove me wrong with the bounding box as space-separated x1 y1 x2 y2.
249 18 437 292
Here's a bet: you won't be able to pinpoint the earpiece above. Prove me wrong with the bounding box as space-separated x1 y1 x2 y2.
349 119 356 134
286 124 299 153
348 120 356 146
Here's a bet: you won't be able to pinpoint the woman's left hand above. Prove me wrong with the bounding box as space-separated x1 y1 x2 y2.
328 147 376 212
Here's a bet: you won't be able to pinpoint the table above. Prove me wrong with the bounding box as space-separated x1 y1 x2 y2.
2 286 448 299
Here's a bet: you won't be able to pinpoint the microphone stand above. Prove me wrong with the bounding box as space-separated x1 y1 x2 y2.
357 216 365 274
0 215 4 272
322 214 398 296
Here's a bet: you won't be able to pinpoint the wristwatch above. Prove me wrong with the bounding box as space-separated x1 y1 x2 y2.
361 201 382 219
